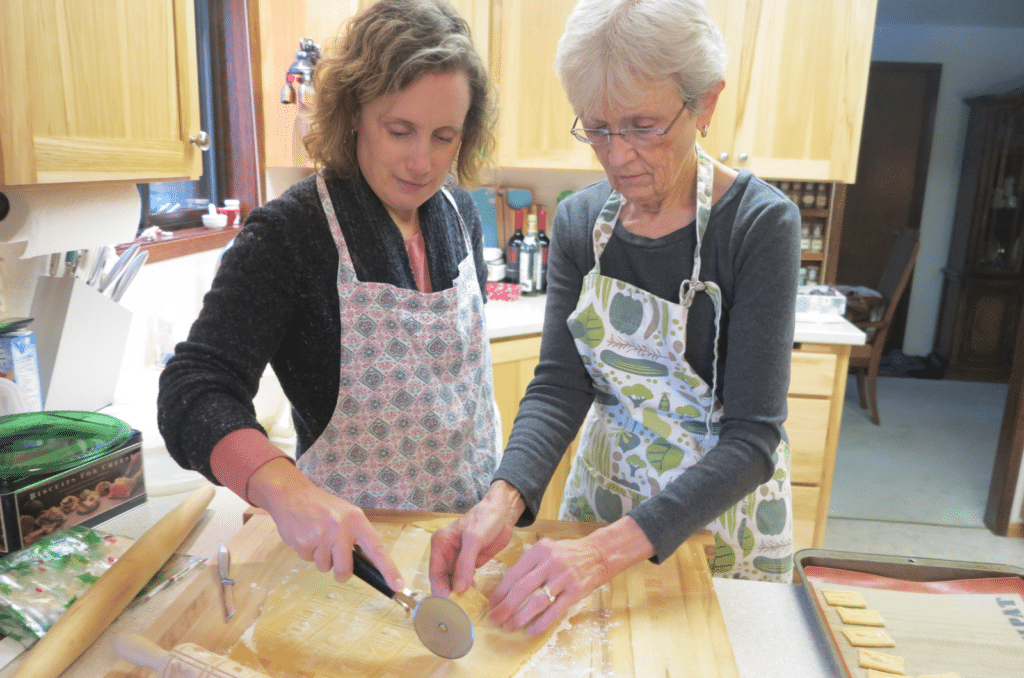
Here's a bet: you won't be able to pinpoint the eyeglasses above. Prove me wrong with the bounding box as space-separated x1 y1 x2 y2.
570 103 688 147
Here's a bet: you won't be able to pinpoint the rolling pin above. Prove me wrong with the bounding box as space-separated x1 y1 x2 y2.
113 634 271 678
14 485 216 678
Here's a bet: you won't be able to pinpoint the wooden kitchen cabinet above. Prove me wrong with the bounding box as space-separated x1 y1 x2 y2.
492 332 852 552
490 333 542 448
489 0 602 171
488 0 876 183
786 342 851 551
0 0 203 185
254 0 490 170
704 0 877 183
253 1 356 170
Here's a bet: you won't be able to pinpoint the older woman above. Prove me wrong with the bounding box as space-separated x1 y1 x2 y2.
430 0 800 635
158 0 498 590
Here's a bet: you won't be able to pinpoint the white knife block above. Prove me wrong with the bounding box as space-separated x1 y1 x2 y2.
30 275 132 411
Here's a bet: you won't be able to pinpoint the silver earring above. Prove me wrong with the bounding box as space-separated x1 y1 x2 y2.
701 125 709 138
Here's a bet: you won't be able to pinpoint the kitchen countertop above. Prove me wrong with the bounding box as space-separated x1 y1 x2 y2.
103 296 863 498
486 294 865 345
0 485 842 678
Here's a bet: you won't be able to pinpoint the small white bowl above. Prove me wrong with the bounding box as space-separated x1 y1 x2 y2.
202 213 228 229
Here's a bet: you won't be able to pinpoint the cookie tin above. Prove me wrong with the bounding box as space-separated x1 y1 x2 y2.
0 411 146 556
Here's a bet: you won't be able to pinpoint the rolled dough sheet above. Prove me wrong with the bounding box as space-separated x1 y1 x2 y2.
228 524 563 678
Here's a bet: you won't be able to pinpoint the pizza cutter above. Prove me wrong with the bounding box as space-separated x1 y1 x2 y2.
351 547 474 659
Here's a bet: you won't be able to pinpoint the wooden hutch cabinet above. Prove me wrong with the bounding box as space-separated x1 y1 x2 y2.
937 87 1024 382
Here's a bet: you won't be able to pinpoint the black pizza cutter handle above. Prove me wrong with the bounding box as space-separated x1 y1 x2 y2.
351 546 400 599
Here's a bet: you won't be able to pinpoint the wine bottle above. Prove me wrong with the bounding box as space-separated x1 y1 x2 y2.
536 209 550 293
505 210 525 284
520 213 539 296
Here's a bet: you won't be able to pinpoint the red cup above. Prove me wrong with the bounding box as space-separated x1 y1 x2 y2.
217 207 239 227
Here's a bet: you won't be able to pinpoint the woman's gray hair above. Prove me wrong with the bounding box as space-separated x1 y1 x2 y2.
554 0 727 117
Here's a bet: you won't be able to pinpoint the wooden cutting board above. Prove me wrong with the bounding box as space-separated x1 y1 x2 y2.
103 510 739 678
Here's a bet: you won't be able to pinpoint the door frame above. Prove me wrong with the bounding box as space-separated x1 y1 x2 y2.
986 323 1024 536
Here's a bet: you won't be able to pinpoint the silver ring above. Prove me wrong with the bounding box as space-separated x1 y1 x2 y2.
541 585 556 604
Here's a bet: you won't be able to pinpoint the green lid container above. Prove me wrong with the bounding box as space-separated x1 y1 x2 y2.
0 411 133 481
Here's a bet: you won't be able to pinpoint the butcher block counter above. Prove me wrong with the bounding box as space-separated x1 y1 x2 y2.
0 487 840 678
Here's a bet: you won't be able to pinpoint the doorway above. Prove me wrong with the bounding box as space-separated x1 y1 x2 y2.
835 62 940 354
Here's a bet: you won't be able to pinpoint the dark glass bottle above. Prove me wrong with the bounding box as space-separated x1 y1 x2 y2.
505 209 525 284
520 214 539 296
536 209 550 292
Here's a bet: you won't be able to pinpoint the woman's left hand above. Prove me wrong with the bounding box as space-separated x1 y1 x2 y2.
487 516 655 636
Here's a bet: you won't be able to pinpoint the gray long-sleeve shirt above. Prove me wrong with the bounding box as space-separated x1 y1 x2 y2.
493 171 801 562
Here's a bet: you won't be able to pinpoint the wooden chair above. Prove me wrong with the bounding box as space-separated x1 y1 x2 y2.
848 229 921 426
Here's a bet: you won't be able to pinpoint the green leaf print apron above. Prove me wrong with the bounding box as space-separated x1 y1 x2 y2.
559 146 794 581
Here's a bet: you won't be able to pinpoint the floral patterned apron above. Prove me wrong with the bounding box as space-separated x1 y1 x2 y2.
559 147 794 581
296 174 500 513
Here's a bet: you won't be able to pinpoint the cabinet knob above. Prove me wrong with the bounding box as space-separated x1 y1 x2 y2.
738 152 749 162
719 152 729 162
189 131 211 151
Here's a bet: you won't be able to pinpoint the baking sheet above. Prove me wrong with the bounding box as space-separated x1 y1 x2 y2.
796 549 1024 678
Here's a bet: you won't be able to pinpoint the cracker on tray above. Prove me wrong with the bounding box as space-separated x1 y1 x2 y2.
821 588 867 608
858 649 904 674
836 607 885 626
841 626 894 647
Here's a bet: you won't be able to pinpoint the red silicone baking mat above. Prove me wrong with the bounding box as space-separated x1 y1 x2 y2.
797 550 1024 678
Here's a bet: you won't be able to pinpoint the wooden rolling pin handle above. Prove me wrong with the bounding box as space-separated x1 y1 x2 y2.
13 485 216 678
114 634 272 678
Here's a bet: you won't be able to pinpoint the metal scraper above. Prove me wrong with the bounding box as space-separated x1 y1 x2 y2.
351 547 474 659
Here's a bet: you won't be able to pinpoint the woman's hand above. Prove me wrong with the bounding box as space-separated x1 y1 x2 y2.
247 458 404 591
488 516 655 636
428 480 526 597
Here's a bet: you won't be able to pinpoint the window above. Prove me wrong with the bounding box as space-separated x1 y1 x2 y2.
126 0 260 262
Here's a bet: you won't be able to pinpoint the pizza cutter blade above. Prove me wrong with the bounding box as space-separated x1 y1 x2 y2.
351 547 474 659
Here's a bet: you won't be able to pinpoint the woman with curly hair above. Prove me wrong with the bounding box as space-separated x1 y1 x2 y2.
159 0 498 590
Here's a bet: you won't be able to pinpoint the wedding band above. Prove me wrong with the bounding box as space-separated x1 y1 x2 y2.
541 585 556 604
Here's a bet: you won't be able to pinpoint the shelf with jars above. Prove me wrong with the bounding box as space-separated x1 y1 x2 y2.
764 180 848 286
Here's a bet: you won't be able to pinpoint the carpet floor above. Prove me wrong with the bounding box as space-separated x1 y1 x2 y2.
828 375 1008 528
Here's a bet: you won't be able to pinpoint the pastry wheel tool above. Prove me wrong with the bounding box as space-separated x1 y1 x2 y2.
352 547 474 659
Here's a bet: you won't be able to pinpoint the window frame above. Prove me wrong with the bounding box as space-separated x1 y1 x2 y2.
121 0 261 262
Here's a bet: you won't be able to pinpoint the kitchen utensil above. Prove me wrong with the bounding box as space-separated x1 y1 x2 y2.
114 634 272 678
351 546 474 659
108 249 149 303
0 317 33 333
86 246 112 287
505 189 532 211
99 243 140 294
12 484 215 678
471 187 499 248
218 543 236 622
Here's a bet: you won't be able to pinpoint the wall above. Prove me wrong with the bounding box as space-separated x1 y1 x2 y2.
870 23 1024 357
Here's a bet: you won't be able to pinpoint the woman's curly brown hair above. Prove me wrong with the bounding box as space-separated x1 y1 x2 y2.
304 0 496 187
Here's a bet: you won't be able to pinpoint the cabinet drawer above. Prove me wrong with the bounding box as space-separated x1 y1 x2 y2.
789 350 838 396
792 484 822 553
785 397 830 485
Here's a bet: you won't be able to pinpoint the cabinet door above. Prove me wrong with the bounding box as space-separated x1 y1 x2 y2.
490 0 602 171
706 0 876 183
0 0 202 185
258 1 357 169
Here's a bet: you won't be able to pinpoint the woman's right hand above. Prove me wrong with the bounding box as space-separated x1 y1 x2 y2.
246 458 404 591
428 480 526 597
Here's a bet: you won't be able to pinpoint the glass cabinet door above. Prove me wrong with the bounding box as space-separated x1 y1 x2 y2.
970 99 1024 275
